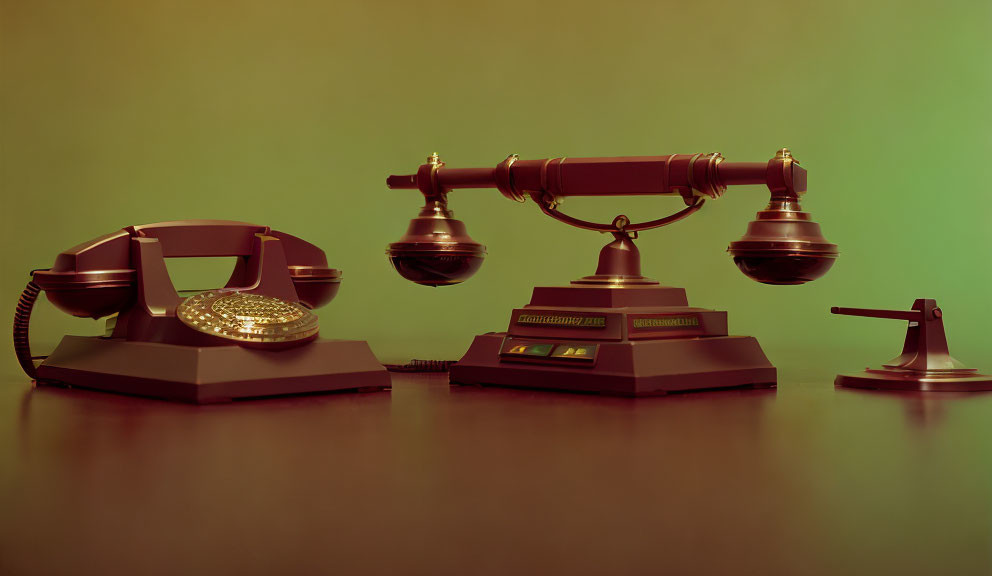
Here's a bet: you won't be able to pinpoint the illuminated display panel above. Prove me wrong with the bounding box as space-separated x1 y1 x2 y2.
505 343 555 357
550 344 596 360
500 338 599 364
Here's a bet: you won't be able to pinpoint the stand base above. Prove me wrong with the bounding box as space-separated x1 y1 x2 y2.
35 335 391 403
450 333 776 397
836 369 992 392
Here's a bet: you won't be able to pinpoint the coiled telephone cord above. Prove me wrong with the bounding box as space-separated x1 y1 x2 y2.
13 281 42 379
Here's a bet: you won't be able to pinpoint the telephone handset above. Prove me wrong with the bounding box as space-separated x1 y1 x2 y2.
13 220 388 403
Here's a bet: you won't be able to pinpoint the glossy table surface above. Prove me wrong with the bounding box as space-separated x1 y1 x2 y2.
1 372 990 576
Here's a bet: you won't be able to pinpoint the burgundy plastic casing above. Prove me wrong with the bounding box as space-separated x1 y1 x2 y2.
20 220 392 404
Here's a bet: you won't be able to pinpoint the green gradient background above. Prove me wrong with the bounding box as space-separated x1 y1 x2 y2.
2 0 990 381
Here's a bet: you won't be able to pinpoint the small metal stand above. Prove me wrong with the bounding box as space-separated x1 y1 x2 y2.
832 299 992 391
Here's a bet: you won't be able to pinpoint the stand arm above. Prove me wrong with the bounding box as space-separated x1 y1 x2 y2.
830 307 925 322
386 148 804 203
831 299 965 372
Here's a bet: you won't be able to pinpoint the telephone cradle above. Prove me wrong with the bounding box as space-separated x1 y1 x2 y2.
13 220 390 403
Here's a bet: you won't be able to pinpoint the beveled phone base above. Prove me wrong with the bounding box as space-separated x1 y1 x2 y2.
35 336 390 404
448 285 777 397
451 334 776 396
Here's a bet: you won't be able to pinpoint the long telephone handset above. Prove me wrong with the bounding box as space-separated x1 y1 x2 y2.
13 220 341 378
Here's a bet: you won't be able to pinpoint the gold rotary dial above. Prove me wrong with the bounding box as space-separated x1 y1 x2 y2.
177 291 318 346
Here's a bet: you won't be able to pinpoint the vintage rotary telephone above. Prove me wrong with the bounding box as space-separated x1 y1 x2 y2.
13 220 388 402
386 148 838 395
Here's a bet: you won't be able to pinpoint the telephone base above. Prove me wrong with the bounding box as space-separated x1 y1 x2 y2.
449 284 776 396
35 336 390 403
450 333 776 397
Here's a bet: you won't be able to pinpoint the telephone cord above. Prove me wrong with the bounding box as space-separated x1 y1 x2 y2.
384 359 455 373
13 281 42 379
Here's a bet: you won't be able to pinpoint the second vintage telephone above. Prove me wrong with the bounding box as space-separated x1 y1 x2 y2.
13 220 389 403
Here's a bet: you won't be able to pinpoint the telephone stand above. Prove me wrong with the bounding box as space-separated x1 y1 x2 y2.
832 299 992 391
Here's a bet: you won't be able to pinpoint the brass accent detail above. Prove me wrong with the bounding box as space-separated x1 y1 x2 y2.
427 152 445 200
632 316 700 329
612 215 636 238
686 152 726 198
571 275 660 286
538 196 704 234
516 314 606 328
495 154 523 202
686 152 703 195
705 152 726 197
177 291 319 345
774 147 803 197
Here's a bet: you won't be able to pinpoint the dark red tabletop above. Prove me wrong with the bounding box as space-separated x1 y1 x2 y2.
1 372 990 575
